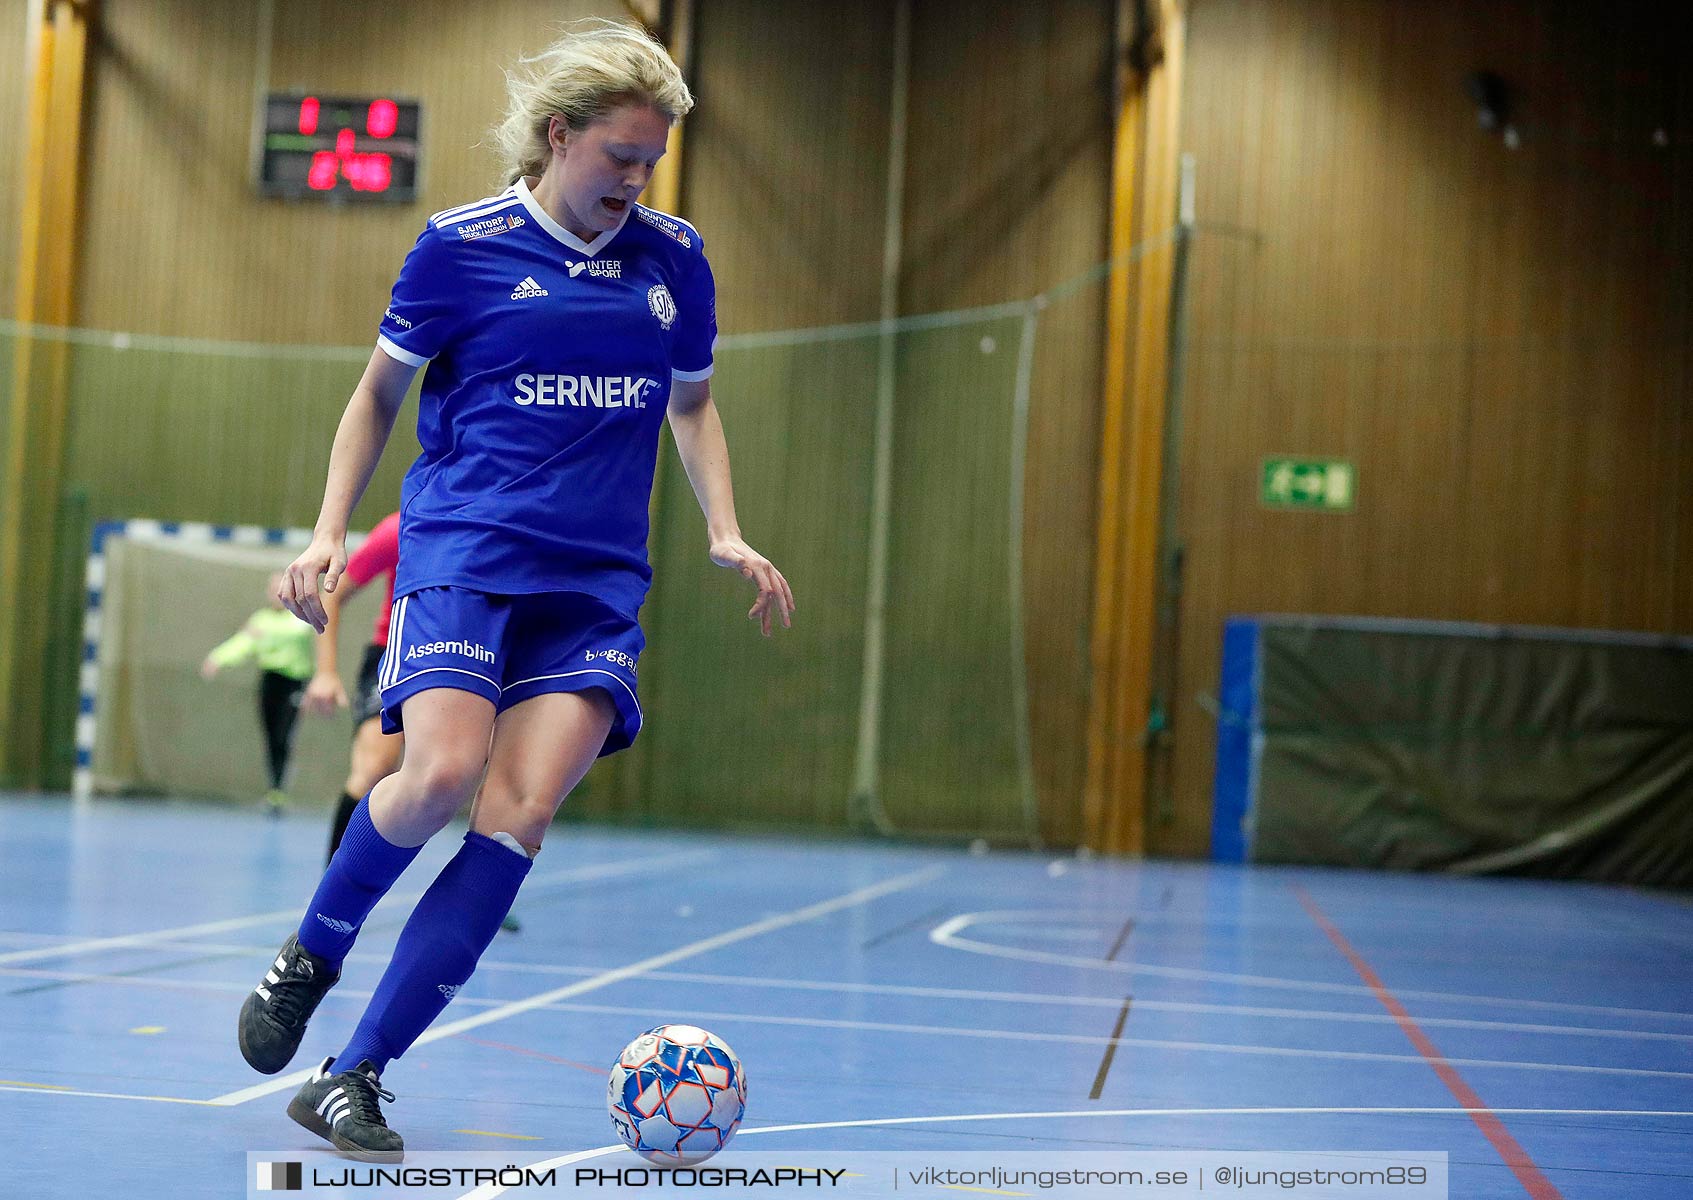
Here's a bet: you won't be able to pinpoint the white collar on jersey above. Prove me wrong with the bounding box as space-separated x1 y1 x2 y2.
515 177 632 258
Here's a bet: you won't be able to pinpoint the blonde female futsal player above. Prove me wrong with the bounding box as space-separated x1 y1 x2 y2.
236 21 793 1159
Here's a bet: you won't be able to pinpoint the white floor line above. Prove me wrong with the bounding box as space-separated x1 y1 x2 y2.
931 910 1693 1024
207 865 946 1106
11 953 1691 1055
6 1059 1691 1131
0 966 255 994
0 909 305 967
739 1105 1693 1132
10 964 1684 1083
455 1106 1693 1200
109 937 1693 1043
509 998 1693 1081
0 848 710 968
0 1083 217 1105
148 920 1693 1029
522 849 715 894
455 963 1693 1045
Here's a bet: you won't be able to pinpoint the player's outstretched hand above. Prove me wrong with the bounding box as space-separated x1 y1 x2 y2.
303 672 349 716
279 533 347 634
709 537 794 638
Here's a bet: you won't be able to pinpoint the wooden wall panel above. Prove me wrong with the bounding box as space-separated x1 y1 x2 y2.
1161 0 1693 855
685 0 893 329
604 0 895 824
62 0 618 543
58 1 1117 840
0 0 28 320
903 0 1112 311
641 0 1110 843
903 0 1112 846
77 0 607 344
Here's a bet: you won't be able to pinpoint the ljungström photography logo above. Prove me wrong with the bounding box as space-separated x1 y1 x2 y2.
254 1160 302 1191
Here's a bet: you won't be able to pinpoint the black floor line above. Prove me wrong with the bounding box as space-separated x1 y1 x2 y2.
1088 996 1133 1100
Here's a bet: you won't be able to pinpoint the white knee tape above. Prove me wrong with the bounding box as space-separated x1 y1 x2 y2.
490 831 536 859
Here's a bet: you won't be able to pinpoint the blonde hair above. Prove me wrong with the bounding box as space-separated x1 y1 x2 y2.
495 19 693 185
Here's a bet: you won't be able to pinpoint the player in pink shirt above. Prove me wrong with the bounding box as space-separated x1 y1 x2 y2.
304 512 402 861
306 513 522 938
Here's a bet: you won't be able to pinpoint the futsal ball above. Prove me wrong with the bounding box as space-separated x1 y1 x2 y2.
607 1024 746 1165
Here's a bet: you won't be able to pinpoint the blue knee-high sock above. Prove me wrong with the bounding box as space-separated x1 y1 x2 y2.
296 796 422 970
330 831 531 1076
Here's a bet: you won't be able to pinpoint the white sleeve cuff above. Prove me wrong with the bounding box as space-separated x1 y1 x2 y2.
671 363 714 382
377 334 430 368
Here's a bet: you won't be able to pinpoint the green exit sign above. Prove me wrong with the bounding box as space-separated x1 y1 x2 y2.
1261 457 1355 511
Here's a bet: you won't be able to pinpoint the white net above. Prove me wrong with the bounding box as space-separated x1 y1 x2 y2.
85 525 378 807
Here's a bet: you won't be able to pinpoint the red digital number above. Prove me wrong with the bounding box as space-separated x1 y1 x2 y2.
367 98 398 139
289 99 398 193
345 152 393 192
323 126 392 193
307 151 338 190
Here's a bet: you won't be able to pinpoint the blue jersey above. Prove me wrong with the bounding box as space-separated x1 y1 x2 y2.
375 179 716 618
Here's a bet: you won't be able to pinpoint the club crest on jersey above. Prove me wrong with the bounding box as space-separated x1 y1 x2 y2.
648 283 677 330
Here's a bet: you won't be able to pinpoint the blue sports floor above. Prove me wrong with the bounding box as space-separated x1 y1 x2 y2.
1 792 1689 1198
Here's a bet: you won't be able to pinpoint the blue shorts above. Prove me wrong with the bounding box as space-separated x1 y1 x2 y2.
377 587 644 757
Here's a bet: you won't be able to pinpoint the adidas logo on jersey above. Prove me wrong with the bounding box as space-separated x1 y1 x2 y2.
438 983 460 999
510 275 549 299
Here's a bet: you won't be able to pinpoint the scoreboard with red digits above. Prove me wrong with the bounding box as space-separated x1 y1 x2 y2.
257 93 421 202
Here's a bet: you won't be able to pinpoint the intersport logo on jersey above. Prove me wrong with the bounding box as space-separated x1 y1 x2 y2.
511 374 659 410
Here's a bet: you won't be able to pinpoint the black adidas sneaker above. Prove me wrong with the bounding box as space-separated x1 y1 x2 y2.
237 934 339 1074
287 1057 404 1161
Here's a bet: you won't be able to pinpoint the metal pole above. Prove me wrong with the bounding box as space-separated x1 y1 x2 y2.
849 0 910 835
1146 152 1195 826
247 0 274 192
1007 300 1045 849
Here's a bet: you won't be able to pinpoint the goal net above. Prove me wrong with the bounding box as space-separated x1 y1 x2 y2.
78 520 377 805
45 262 1114 845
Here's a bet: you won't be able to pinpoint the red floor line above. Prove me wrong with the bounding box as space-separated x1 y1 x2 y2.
454 1034 607 1076
1291 885 1564 1200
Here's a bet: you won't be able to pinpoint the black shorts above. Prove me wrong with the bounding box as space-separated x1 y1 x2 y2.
352 643 386 728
